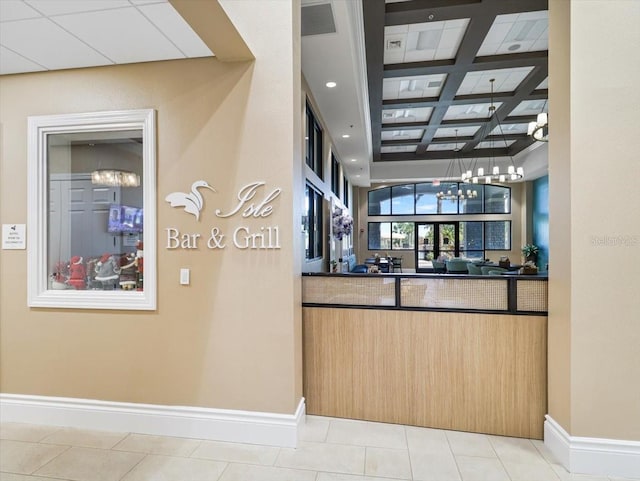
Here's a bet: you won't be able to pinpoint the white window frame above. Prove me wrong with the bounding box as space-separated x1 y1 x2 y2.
27 109 156 310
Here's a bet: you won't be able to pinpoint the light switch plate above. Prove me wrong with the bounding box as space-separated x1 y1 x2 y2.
180 268 190 285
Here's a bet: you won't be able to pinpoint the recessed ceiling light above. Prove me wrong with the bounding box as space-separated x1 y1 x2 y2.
356 174 361 177
342 134 350 138
350 158 357 162
326 81 337 88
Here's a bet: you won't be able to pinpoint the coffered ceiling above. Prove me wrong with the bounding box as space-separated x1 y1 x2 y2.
364 0 548 165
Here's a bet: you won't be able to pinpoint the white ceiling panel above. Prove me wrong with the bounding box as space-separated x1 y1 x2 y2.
457 67 533 95
25 0 131 16
427 143 460 151
384 19 469 64
53 7 184 64
537 77 548 89
477 10 548 56
383 73 447 100
475 139 516 149
381 145 417 153
0 0 41 22
382 107 432 123
138 2 212 57
510 99 548 117
0 17 111 69
0 45 45 74
130 0 168 4
490 123 528 135
433 126 480 138
443 102 503 121
381 129 424 141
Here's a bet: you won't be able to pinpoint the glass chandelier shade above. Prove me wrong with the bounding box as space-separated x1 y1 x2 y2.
528 111 548 142
461 79 524 184
91 169 140 187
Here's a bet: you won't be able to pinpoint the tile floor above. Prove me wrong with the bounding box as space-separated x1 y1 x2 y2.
1 416 638 481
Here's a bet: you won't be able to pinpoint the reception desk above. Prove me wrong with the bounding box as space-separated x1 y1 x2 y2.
302 273 548 439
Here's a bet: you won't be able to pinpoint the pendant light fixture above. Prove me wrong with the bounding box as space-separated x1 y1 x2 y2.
528 99 548 142
461 79 524 184
436 129 478 200
91 169 140 187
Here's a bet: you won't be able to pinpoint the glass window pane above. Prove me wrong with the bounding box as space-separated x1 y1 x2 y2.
47 131 144 292
303 186 310 258
391 184 415 215
460 221 483 253
416 182 457 214
485 185 511 213
368 187 391 215
459 185 484 213
485 221 511 250
368 222 391 250
392 222 414 249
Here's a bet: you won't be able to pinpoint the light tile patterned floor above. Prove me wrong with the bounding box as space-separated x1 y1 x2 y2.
1 416 638 481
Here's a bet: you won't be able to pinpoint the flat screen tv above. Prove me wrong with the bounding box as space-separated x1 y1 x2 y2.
108 204 143 234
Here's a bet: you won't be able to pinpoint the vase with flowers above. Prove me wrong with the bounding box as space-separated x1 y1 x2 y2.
332 207 353 241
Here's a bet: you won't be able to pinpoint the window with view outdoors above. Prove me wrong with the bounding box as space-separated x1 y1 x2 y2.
331 154 340 196
27 109 156 310
370 183 510 215
304 183 323 260
343 177 349 207
305 102 323 179
368 222 415 251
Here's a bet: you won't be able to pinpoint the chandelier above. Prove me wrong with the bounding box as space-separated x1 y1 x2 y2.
461 79 524 184
91 169 140 187
528 100 548 141
435 130 478 201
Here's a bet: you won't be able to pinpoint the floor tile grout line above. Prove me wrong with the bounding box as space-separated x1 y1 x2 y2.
486 434 512 481
27 443 73 477
114 451 148 481
403 425 415 481
444 430 465 481
214 460 231 481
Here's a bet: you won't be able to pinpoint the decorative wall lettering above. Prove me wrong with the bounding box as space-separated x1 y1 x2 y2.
165 180 216 221
164 181 282 251
215 182 281 218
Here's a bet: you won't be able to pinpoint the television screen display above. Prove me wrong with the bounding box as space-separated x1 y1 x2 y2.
108 204 143 233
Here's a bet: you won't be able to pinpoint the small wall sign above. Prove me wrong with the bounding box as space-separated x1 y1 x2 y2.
2 224 26 250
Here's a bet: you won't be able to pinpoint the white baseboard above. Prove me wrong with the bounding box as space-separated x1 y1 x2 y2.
544 415 640 479
0 393 305 448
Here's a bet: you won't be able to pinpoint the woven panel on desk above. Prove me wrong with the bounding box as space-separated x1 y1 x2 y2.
517 280 548 312
302 276 396 306
401 278 508 310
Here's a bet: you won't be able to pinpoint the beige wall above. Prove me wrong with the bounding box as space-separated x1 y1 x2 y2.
548 0 640 440
0 1 303 415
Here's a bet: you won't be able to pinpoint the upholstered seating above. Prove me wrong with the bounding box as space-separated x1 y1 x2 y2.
445 258 469 274
481 266 508 275
350 264 369 273
432 260 447 273
466 262 483 275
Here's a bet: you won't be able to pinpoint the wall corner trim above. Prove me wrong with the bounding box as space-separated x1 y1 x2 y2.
544 415 640 479
0 393 305 448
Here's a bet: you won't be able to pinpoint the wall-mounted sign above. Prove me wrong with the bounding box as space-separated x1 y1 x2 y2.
164 181 282 251
2 224 26 250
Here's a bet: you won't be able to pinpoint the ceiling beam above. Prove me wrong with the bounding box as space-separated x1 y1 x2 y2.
383 51 548 78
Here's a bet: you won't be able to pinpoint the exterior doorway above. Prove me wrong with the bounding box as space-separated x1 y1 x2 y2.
416 222 458 272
